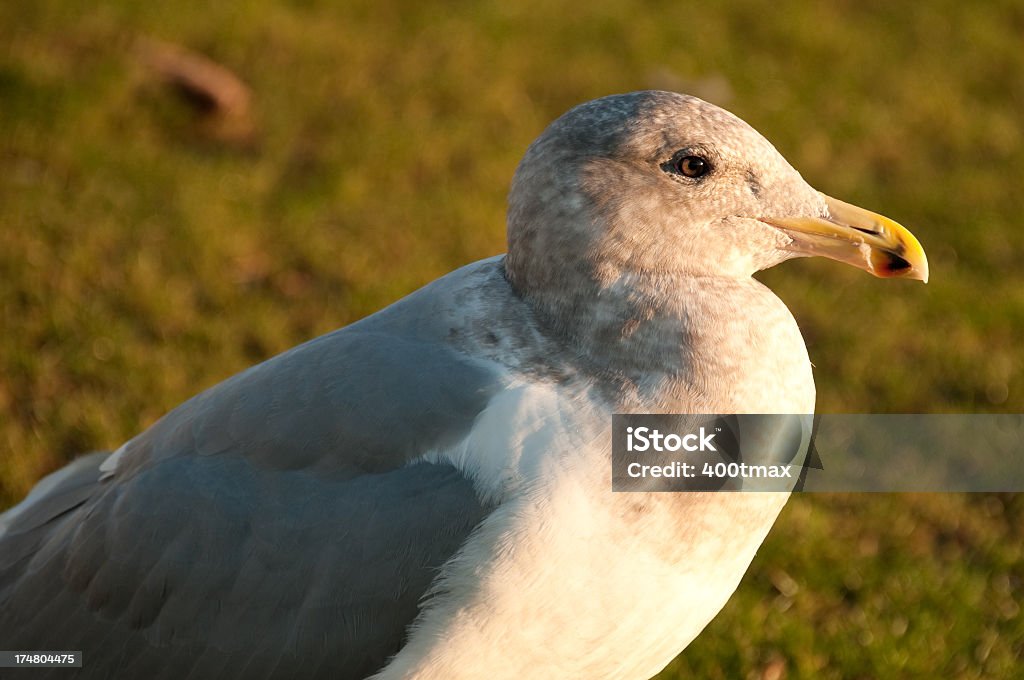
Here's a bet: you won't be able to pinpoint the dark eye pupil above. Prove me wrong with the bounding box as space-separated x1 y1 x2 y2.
678 156 707 178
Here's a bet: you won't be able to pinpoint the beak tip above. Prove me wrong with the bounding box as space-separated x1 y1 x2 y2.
906 248 929 284
873 250 929 283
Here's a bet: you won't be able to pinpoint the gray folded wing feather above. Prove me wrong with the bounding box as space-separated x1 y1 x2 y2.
0 278 506 679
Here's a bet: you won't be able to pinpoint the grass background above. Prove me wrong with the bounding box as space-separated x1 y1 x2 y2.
1 1 1022 677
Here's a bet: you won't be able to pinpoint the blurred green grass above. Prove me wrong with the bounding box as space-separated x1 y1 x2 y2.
1 1 1022 677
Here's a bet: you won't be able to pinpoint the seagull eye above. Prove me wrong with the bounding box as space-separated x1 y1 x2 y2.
675 155 709 178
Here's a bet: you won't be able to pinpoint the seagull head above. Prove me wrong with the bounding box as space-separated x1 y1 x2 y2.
505 91 928 300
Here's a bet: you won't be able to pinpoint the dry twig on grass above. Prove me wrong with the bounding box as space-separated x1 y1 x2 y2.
136 37 257 146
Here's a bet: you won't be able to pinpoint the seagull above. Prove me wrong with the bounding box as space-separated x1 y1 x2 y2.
0 91 927 679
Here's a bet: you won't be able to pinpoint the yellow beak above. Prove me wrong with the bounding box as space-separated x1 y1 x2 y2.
761 193 929 283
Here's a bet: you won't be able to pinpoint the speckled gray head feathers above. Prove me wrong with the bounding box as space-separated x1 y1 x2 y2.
505 91 827 301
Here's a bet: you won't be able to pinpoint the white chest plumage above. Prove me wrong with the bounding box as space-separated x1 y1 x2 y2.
375 273 814 680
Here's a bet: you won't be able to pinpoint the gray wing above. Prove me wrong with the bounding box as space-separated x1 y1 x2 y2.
0 276 506 679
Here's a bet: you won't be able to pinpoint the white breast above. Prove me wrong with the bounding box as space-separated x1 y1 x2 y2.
376 379 806 678
375 272 815 679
